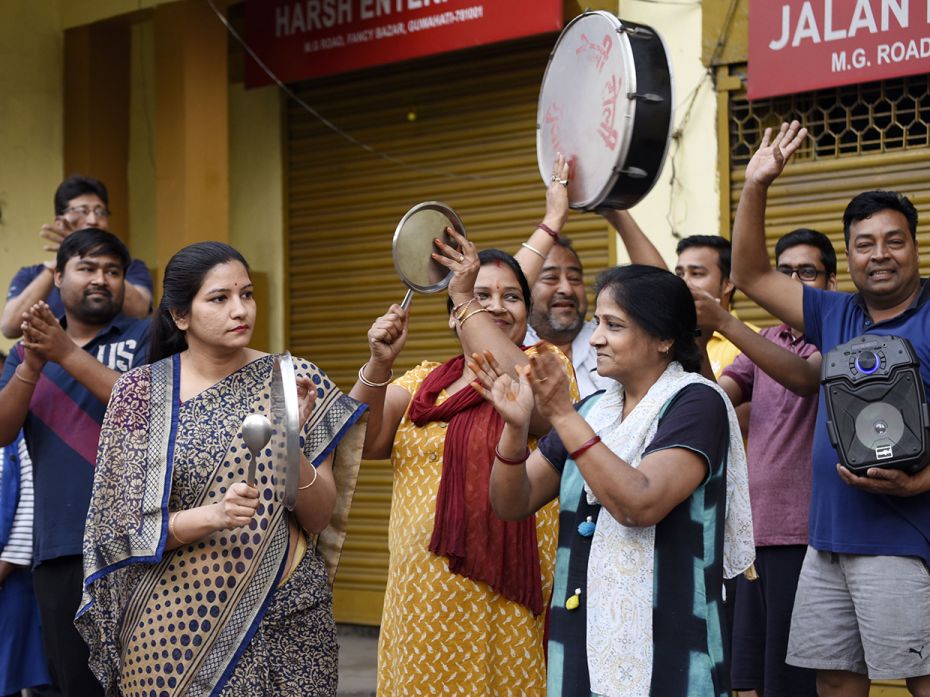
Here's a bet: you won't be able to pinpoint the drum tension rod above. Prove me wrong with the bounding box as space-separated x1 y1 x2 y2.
615 166 648 179
627 92 665 104
615 26 654 38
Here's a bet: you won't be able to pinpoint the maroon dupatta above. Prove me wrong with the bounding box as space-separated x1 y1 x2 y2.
407 355 544 615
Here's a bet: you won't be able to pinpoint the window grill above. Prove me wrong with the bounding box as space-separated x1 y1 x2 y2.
729 74 930 167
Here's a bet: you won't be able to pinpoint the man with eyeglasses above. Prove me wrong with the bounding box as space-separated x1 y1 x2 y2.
0 175 153 339
694 227 836 697
732 121 930 697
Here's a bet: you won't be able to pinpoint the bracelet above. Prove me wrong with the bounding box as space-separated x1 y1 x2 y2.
14 367 38 386
537 222 560 240
568 435 601 461
495 445 531 466
169 511 194 545
520 242 546 260
452 296 477 319
298 465 319 490
458 307 489 327
358 363 393 388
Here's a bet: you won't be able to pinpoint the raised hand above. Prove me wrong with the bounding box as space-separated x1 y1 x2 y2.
366 303 408 370
296 375 317 427
432 226 479 304
469 351 534 428
39 216 72 254
21 301 74 364
745 120 808 188
544 152 570 229
214 482 259 530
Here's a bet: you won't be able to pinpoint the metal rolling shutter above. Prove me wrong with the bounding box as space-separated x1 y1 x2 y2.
284 36 611 625
727 74 930 328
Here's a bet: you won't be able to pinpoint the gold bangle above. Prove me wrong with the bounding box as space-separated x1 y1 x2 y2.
14 367 38 386
297 465 318 490
358 363 393 388
169 511 193 545
520 242 546 260
458 307 489 327
452 296 477 320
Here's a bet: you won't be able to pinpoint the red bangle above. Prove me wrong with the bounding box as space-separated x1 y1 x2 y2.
537 222 560 240
495 445 531 466
568 435 601 461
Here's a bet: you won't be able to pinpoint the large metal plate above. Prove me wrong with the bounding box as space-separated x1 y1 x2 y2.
271 352 301 510
392 201 466 294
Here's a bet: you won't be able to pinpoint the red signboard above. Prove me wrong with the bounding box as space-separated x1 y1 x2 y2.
244 0 563 87
748 0 930 99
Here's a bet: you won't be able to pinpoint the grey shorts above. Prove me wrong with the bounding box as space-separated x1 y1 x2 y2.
786 547 930 680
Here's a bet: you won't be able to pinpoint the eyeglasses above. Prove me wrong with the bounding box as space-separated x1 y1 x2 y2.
776 265 826 281
63 205 110 219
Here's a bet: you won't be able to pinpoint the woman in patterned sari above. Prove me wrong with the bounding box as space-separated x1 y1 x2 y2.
76 242 367 696
474 265 755 697
350 206 578 696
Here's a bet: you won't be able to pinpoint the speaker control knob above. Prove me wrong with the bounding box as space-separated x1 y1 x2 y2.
856 351 879 374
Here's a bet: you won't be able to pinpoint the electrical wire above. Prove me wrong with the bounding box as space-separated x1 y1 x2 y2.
204 0 484 181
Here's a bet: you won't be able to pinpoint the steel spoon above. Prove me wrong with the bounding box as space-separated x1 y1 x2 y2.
242 414 272 485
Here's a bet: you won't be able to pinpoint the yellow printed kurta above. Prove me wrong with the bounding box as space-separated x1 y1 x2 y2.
377 360 560 696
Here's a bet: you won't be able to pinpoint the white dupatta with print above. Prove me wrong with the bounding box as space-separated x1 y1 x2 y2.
582 362 754 696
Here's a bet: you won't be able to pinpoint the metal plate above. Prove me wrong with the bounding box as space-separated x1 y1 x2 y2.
271 352 301 510
392 201 466 294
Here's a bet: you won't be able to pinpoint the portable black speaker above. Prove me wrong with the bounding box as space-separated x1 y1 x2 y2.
821 335 930 475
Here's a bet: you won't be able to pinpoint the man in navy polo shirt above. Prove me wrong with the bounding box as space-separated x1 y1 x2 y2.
731 120 930 697
0 228 149 697
0 175 153 339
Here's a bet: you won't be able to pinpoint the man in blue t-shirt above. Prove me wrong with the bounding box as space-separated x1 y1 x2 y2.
730 120 930 697
0 229 149 697
0 175 152 339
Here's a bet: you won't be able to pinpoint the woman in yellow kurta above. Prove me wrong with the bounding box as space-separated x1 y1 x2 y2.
350 211 576 694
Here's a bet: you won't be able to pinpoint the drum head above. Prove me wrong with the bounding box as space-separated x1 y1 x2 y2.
537 11 668 210
392 201 466 294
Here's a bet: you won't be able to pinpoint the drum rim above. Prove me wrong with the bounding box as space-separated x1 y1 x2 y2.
536 10 675 210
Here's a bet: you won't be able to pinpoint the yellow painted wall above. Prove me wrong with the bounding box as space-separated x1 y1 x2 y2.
0 1 64 354
228 83 285 352
614 0 721 265
128 19 158 272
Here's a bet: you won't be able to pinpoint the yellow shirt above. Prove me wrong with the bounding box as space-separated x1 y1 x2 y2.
706 312 760 378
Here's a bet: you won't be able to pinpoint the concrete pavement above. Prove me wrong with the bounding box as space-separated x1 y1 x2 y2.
337 624 378 697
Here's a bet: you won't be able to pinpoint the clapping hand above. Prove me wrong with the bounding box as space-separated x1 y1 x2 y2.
21 302 74 364
523 345 574 422
469 351 534 428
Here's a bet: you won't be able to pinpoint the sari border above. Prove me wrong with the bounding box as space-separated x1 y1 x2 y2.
209 544 288 697
310 398 368 467
77 356 180 619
